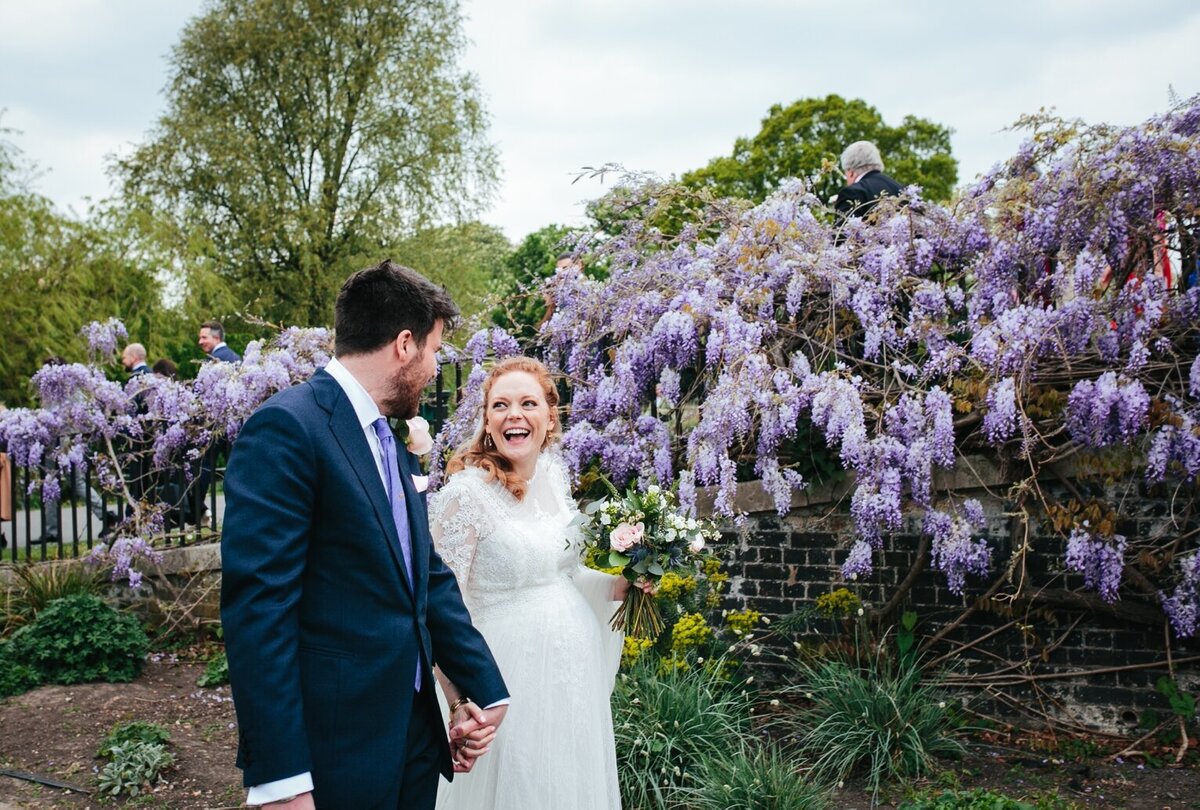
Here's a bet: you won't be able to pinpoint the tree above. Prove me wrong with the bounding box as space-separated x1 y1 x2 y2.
391 220 511 340
116 0 498 327
0 132 166 405
683 94 958 206
490 224 572 343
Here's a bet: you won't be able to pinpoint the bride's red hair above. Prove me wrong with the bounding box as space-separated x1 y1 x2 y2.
444 356 561 500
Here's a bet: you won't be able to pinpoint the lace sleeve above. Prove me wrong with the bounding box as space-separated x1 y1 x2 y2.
429 475 492 590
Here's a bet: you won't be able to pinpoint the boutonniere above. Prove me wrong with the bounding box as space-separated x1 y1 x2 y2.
403 416 434 457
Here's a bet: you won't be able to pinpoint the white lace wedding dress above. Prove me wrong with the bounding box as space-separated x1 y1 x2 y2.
431 452 623 810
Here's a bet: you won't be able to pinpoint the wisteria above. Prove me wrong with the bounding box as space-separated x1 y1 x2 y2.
513 95 1200 632
0 322 335 584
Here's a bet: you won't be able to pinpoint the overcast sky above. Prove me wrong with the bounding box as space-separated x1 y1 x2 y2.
2 0 1199 241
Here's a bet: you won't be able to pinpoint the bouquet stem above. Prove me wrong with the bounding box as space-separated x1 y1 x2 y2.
610 588 665 639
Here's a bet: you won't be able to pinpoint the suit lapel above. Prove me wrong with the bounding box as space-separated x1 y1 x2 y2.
317 372 416 600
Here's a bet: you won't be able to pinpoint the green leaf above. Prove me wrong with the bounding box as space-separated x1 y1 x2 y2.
608 552 631 569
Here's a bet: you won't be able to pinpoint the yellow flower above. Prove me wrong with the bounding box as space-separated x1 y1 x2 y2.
702 557 723 577
725 609 761 636
583 545 623 576
656 654 689 676
814 587 861 618
656 572 697 601
621 636 654 668
670 613 713 652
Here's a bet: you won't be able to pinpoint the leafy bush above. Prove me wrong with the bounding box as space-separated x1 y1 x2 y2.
789 650 962 797
98 721 171 759
5 593 148 684
613 658 756 809
2 562 104 636
196 649 229 687
0 645 43 698
688 745 827 809
96 740 175 798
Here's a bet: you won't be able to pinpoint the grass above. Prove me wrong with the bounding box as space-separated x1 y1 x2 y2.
785 649 963 798
613 658 757 809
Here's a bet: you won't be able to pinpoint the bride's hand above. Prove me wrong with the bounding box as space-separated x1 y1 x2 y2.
449 702 504 771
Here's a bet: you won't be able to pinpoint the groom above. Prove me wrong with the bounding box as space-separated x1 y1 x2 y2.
221 261 509 809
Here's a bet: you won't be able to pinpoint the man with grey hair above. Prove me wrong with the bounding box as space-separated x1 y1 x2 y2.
834 140 904 219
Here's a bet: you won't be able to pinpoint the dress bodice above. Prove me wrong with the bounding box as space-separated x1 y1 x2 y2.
430 453 582 614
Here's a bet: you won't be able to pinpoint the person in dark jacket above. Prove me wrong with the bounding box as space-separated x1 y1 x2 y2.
198 320 240 362
834 140 904 219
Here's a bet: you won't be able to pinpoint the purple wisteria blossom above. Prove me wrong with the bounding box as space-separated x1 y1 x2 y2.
1066 372 1150 447
925 503 991 595
983 377 1020 445
1161 552 1199 638
1065 527 1127 603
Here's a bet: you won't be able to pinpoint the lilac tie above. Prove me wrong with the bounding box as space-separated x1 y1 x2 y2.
372 417 414 588
373 418 422 691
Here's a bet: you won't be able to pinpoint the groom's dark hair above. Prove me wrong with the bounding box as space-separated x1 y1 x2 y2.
334 260 460 356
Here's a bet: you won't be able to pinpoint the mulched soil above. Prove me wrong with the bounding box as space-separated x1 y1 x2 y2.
0 657 1197 808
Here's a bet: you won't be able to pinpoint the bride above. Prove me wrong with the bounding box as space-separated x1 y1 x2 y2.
431 356 624 809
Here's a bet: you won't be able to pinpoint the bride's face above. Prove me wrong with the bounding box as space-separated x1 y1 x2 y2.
485 370 555 476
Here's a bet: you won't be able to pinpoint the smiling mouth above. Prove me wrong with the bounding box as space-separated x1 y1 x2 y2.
502 427 531 443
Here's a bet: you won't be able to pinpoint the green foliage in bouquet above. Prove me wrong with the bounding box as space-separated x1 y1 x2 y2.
5 594 148 685
583 482 719 638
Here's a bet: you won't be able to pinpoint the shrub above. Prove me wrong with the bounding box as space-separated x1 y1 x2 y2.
98 721 171 759
0 645 43 698
5 593 148 684
96 740 175 798
613 658 756 809
789 651 962 797
2 562 104 636
196 649 229 687
689 745 827 810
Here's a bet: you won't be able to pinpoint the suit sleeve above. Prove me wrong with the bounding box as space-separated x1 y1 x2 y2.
220 403 317 786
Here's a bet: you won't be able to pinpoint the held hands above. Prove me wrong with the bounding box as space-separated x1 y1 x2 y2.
447 701 507 773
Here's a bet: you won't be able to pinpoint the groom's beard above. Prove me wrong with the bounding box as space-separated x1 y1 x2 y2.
380 358 427 419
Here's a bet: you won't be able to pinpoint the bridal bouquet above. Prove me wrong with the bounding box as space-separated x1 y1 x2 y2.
583 483 718 638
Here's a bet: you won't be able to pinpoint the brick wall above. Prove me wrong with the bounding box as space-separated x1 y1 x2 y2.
704 463 1200 734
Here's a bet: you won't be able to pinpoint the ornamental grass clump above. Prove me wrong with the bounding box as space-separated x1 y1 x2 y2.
612 658 756 809
687 745 828 810
789 651 962 797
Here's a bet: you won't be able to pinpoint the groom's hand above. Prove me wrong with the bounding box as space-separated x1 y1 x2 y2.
263 792 314 809
449 702 507 771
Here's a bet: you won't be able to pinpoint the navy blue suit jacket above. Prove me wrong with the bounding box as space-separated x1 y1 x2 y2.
211 344 241 362
220 368 506 806
834 170 904 219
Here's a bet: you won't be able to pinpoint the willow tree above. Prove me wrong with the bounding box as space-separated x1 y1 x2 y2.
117 0 498 326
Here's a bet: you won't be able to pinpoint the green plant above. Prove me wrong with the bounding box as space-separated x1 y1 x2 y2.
0 644 43 698
612 658 756 809
96 740 175 798
196 649 229 687
688 745 827 809
2 561 104 635
899 786 1078 809
98 721 171 759
5 593 148 684
788 649 963 797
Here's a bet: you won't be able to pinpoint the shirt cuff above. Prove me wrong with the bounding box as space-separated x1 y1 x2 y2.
483 698 511 709
247 772 314 805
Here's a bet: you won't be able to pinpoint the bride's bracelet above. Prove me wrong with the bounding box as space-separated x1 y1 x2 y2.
448 696 472 719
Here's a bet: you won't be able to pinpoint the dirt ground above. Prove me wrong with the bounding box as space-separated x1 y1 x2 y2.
0 656 1197 809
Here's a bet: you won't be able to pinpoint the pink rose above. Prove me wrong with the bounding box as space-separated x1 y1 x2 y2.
689 536 706 554
405 416 434 456
609 522 644 552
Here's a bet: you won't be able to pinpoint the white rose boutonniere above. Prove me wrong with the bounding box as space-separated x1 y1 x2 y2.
405 416 434 456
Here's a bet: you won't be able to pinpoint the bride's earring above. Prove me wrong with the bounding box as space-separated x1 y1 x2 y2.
484 432 495 449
